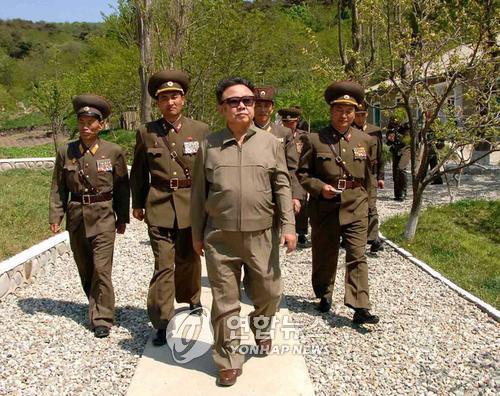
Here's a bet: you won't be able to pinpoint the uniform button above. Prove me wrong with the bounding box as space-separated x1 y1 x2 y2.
85 188 88 192
342 148 346 153
173 172 177 176
170 129 175 133
172 142 176 147
85 163 89 167
342 161 346 164
86 175 89 178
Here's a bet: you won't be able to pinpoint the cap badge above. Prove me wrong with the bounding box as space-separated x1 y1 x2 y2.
83 106 90 112
260 90 266 96
343 95 350 99
167 81 174 87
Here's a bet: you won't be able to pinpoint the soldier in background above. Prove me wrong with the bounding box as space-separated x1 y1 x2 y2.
253 87 302 216
278 106 309 246
49 94 130 338
353 102 384 253
386 119 410 201
130 70 209 346
297 81 379 325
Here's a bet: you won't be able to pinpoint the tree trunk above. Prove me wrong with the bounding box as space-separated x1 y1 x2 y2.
337 0 346 66
137 0 153 123
345 0 360 75
404 184 424 240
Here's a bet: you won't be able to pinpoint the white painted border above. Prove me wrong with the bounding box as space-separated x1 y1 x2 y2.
380 233 500 322
0 231 69 275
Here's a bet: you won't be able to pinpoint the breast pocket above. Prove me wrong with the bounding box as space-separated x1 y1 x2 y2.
315 152 340 178
63 164 79 190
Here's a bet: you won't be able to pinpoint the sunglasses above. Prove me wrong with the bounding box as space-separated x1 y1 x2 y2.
221 96 256 108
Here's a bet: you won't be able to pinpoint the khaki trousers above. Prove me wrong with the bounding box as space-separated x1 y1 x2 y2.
147 226 201 329
204 225 282 371
310 203 370 309
367 178 379 242
69 224 116 328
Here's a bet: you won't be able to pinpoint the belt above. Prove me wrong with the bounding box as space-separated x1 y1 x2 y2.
151 175 191 190
334 178 363 190
71 191 113 205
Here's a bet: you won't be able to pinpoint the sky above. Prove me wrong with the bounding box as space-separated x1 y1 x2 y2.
0 0 119 23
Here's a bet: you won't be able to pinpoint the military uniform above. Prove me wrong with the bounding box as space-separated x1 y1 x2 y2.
386 122 410 201
297 81 379 324
278 106 310 240
353 120 384 244
191 125 295 372
49 94 130 334
130 70 209 333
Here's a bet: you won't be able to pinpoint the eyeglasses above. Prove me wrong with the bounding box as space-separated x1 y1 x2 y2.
332 107 355 115
221 96 255 108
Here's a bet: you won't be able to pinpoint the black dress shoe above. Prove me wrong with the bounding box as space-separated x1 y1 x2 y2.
317 297 332 313
94 326 110 338
353 308 380 325
370 238 384 253
152 328 167 346
298 234 307 245
190 303 203 316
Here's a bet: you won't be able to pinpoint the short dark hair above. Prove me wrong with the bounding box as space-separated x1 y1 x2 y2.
215 77 255 104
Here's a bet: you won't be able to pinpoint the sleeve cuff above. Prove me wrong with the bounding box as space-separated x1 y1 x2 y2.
281 223 296 236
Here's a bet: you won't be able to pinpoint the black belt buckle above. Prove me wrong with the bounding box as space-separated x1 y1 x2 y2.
82 194 91 205
169 178 179 190
337 179 347 190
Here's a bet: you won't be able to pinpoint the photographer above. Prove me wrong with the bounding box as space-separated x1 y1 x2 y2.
386 120 410 201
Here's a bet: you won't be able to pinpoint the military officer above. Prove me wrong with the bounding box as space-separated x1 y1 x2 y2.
278 106 310 245
297 81 379 325
253 86 302 214
130 70 209 346
191 77 296 387
49 94 130 338
353 102 385 253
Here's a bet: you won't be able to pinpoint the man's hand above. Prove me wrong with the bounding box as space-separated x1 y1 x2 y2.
132 208 145 221
321 184 337 199
116 223 126 234
50 223 60 233
280 233 297 254
377 180 385 189
193 240 205 257
292 199 301 214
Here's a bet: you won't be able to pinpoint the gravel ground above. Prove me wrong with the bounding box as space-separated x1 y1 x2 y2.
0 219 153 395
282 171 500 395
0 169 498 395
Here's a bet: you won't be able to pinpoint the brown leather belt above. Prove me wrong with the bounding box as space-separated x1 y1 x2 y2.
71 191 113 205
151 175 191 190
334 178 363 190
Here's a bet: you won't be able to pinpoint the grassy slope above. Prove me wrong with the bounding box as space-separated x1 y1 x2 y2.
0 169 53 260
381 200 500 309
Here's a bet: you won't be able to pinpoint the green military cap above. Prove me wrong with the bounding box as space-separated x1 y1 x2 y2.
278 106 302 121
356 101 369 114
72 94 111 120
148 69 189 98
254 86 276 102
324 80 364 107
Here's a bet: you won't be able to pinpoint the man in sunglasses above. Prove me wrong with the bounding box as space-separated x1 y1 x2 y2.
130 69 209 346
191 77 296 387
297 80 380 325
253 87 303 217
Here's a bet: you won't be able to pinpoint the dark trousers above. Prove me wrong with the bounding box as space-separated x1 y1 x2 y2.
392 154 407 199
147 225 201 329
295 199 309 235
70 224 116 328
310 203 370 309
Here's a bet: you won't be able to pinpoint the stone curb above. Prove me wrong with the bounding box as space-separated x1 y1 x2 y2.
0 232 70 301
0 157 56 171
379 233 500 322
